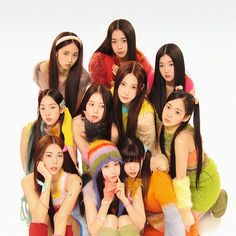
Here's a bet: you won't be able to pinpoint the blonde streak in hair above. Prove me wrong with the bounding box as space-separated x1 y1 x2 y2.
116 19 120 29
163 44 168 55
131 62 136 74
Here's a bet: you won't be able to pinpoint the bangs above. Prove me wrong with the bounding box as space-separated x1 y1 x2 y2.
121 145 142 164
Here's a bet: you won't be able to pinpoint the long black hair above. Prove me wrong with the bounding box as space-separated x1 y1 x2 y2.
95 19 136 61
148 43 186 119
75 84 113 142
113 61 157 147
49 32 83 117
27 89 65 174
160 90 202 187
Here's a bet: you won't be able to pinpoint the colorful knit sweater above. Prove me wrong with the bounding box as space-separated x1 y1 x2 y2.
122 98 157 152
88 49 154 91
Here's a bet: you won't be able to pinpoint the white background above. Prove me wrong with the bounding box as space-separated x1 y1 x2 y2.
0 0 235 235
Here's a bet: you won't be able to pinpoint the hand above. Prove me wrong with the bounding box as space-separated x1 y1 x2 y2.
37 161 52 181
103 177 117 203
115 178 126 201
150 153 169 172
179 208 195 233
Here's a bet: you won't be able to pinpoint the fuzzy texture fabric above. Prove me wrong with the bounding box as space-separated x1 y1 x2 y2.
88 140 122 177
89 49 154 90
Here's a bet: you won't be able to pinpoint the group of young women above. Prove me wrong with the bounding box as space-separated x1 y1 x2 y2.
20 18 227 236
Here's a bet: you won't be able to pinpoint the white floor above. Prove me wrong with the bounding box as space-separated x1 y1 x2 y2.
1 0 236 235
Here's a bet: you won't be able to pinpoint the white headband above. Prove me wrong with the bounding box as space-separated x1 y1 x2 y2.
56 35 81 46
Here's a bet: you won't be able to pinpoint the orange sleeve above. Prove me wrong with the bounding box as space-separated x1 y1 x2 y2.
152 171 177 207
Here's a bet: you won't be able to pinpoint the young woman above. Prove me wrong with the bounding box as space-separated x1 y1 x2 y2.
119 137 196 236
33 31 91 117
72 84 118 171
155 89 227 231
89 19 154 92
83 139 145 235
21 135 82 236
113 61 158 153
148 43 195 118
20 89 76 174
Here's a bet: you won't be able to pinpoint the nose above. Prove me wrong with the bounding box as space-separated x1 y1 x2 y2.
130 163 135 170
68 55 72 62
111 165 116 173
164 65 169 73
124 86 129 95
117 42 122 49
45 108 50 116
93 105 98 114
52 156 58 164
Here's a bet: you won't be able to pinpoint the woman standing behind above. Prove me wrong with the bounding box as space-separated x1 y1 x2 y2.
148 43 195 118
113 61 158 153
33 31 90 117
21 135 82 236
89 19 154 92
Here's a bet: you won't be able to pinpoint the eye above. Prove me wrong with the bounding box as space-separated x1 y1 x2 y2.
159 64 164 68
166 104 171 109
50 106 56 109
73 53 79 57
103 164 109 168
122 38 127 43
88 102 94 107
63 52 69 56
170 62 174 66
121 82 126 86
114 162 120 166
46 154 52 158
111 40 117 44
58 154 64 158
40 107 45 111
131 86 137 90
176 111 180 115
99 104 104 109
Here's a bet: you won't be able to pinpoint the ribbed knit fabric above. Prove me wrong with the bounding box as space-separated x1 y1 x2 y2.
188 156 220 212
164 126 221 212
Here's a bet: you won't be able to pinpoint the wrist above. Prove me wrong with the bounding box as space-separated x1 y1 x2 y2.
122 197 131 208
101 199 111 206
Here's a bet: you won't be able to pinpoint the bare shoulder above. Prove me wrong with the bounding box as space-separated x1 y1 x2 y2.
39 61 49 73
67 173 82 188
72 114 83 124
21 173 34 188
176 131 193 145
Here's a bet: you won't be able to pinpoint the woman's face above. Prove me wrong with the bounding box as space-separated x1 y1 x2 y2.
102 161 120 183
124 161 140 178
162 98 188 129
159 54 175 83
118 73 138 105
111 30 128 60
57 43 79 71
42 143 64 176
39 95 62 127
85 92 105 123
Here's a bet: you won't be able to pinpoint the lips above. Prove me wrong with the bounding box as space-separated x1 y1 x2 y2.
50 167 58 172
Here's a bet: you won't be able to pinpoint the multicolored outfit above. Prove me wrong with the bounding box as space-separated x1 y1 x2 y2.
33 61 91 109
122 98 157 152
164 125 220 212
89 49 154 91
143 170 187 236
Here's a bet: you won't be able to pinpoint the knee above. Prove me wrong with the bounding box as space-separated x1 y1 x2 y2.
118 215 132 228
103 214 118 229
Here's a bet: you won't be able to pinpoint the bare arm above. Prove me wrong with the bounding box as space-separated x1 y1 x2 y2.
72 115 89 163
124 187 146 231
21 172 52 223
20 125 30 172
84 194 111 235
54 174 82 235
